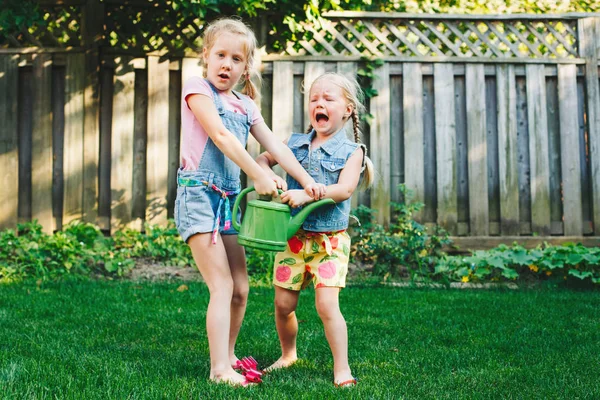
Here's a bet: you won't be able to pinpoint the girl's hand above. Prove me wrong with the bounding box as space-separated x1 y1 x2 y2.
281 189 313 208
304 182 327 200
272 174 288 191
254 175 279 198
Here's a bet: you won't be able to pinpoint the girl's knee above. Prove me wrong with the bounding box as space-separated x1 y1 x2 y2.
316 299 341 321
231 285 249 307
274 296 297 316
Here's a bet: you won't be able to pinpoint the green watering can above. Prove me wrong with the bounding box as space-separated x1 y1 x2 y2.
231 187 335 251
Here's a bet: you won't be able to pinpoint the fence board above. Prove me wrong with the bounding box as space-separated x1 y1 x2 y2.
578 77 593 234
496 65 520 235
146 55 169 226
545 77 563 234
485 76 499 235
131 67 147 229
63 53 86 226
433 63 457 234
466 64 489 236
303 61 326 129
52 65 65 230
454 75 469 235
167 69 181 219
390 74 404 205
83 50 100 224
558 64 583 235
423 74 437 223
526 64 551 235
32 53 55 233
403 63 424 221
515 76 532 234
371 62 391 224
110 56 135 233
0 55 19 229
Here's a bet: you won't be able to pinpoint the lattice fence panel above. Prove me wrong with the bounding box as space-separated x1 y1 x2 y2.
1 4 83 48
283 17 579 59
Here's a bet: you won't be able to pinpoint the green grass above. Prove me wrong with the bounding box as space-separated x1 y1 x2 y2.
1 281 599 399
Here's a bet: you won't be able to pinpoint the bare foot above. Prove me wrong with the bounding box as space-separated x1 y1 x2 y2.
334 370 356 387
263 357 298 373
210 370 248 386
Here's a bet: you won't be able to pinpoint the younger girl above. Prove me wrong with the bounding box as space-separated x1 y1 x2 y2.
256 72 374 387
175 18 325 387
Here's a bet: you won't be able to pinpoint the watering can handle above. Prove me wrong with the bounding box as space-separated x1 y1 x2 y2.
231 187 283 231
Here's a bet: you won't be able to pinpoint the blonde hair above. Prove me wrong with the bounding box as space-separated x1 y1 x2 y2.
305 72 374 189
201 17 261 100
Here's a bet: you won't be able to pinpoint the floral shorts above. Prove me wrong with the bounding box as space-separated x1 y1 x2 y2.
273 229 351 291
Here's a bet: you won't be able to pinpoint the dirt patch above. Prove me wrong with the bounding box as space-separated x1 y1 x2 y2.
126 259 202 282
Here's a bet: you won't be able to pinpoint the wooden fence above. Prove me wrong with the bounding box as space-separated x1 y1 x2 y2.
1 4 600 247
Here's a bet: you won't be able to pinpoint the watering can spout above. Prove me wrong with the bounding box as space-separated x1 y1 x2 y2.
286 198 335 239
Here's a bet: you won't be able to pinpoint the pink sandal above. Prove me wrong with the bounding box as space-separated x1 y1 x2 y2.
232 356 263 383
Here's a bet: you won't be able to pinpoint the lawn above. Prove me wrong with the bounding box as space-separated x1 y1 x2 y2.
1 281 599 399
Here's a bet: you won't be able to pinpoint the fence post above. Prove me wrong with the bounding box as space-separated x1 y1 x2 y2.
578 17 600 235
81 0 104 225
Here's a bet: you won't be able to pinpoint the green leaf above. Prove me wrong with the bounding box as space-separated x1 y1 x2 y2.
319 254 339 263
304 255 314 262
279 257 296 265
342 244 350 257
312 242 319 254
291 273 303 284
566 253 584 266
568 269 592 280
501 268 519 280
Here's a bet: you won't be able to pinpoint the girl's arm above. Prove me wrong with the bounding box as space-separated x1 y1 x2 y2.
187 94 278 196
252 122 326 199
280 148 364 208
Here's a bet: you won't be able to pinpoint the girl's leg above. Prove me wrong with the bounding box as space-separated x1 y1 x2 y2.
265 286 300 371
188 233 246 384
221 234 249 366
315 287 353 384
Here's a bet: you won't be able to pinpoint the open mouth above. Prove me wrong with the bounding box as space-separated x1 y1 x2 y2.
218 73 230 80
315 112 329 123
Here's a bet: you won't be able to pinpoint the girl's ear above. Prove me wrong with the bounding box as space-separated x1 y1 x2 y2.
202 46 208 64
344 104 354 119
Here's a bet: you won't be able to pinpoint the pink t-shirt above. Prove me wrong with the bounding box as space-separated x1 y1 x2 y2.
180 76 264 171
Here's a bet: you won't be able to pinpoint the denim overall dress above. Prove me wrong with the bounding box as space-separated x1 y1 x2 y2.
174 80 253 243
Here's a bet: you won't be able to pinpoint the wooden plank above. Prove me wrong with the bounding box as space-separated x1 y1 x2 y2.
0 55 19 230
18 67 33 223
52 65 65 231
496 65 520 235
515 76 532 234
579 18 600 234
63 53 86 226
371 62 391 224
558 64 583 235
433 63 457 235
303 61 326 130
167 70 181 219
485 75 500 232
545 76 563 234
526 64 551 235
578 77 593 235
272 61 295 178
31 53 54 233
390 75 404 206
82 49 101 225
132 67 147 230
465 64 489 236
146 55 170 227
454 75 470 229
422 75 437 223
98 65 114 231
403 63 424 221
110 56 135 234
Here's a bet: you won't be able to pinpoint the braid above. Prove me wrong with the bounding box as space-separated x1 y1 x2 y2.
351 110 361 143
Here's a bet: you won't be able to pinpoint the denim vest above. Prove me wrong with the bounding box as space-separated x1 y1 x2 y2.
287 129 362 232
177 79 253 192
